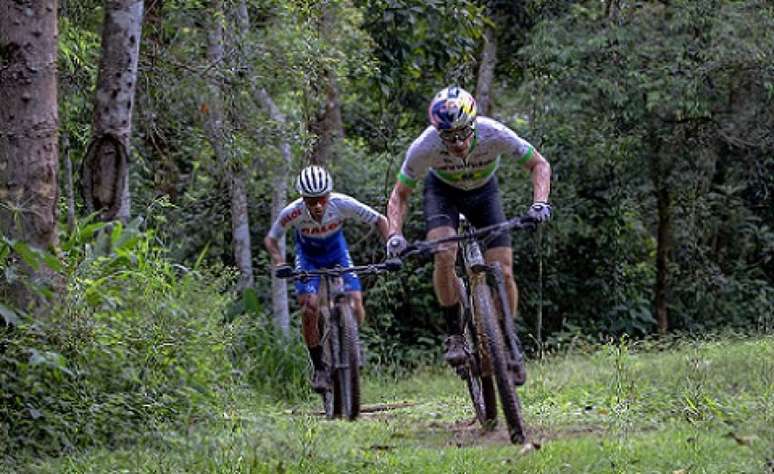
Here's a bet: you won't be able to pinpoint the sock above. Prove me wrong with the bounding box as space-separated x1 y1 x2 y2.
442 303 462 336
308 346 324 370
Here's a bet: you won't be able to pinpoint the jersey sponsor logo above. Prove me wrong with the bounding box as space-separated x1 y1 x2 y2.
280 207 302 227
300 220 342 236
436 157 496 172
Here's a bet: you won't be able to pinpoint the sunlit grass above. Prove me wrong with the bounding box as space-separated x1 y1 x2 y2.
20 336 773 473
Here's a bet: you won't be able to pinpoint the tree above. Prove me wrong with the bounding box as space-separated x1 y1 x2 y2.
475 8 498 115
81 0 144 222
307 1 344 165
202 0 254 292
235 0 291 335
0 0 60 311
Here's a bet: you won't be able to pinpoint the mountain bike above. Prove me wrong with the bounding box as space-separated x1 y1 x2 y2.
399 214 536 443
279 260 400 420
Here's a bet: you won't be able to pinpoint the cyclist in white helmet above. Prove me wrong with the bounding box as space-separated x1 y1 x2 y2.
385 86 552 365
264 165 389 392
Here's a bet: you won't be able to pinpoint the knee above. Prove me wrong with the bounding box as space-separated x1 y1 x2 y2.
300 297 319 318
434 250 456 274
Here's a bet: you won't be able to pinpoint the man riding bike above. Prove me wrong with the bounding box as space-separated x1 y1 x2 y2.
385 86 552 366
264 165 389 392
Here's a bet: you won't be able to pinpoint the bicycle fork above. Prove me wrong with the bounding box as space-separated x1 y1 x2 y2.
464 242 526 384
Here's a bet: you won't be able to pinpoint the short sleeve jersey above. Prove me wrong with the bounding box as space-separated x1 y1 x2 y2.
267 192 381 255
398 116 535 191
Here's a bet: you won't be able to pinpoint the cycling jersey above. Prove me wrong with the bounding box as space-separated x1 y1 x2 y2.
398 116 535 191
268 192 381 256
268 192 381 294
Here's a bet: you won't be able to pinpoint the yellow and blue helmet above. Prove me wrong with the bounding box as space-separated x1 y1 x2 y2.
428 86 477 131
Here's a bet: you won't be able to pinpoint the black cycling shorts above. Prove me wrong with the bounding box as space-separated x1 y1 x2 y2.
422 172 511 250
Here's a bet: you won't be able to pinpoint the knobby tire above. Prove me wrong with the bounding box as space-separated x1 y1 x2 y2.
464 309 498 429
472 280 527 444
336 302 361 420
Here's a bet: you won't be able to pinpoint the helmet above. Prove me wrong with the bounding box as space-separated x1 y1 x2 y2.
296 165 333 197
428 86 477 131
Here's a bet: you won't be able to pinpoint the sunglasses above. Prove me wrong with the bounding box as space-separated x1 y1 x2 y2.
303 195 328 207
438 127 474 143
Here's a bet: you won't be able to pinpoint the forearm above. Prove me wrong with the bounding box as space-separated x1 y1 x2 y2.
387 184 411 236
530 157 551 203
376 215 390 241
263 236 284 266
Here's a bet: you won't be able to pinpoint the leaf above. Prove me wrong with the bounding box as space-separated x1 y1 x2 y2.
12 240 40 271
0 303 20 326
193 242 210 270
243 287 260 315
41 251 64 272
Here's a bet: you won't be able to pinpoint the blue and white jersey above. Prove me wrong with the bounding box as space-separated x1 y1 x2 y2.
268 192 381 256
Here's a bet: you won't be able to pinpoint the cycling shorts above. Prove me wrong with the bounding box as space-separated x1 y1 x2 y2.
294 231 361 295
422 172 511 250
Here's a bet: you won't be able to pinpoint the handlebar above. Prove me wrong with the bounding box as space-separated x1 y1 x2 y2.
400 214 539 258
277 259 403 280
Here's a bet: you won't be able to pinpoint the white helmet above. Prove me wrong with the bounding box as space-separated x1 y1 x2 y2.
296 165 333 197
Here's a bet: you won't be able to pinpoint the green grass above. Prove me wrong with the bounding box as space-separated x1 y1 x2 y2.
15 336 774 473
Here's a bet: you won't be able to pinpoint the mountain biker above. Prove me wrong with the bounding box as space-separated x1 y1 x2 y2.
264 165 389 393
385 86 552 366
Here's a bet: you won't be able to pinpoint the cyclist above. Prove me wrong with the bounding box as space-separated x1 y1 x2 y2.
385 86 552 366
264 165 389 392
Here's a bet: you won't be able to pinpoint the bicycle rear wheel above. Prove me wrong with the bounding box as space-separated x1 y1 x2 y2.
472 279 527 444
335 302 361 420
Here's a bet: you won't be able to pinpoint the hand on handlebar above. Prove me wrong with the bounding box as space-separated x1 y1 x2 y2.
527 201 552 223
386 234 408 258
274 263 294 279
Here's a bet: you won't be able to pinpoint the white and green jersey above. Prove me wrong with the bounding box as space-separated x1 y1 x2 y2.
397 116 535 191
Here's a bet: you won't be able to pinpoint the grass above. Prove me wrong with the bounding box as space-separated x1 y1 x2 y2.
15 336 774 473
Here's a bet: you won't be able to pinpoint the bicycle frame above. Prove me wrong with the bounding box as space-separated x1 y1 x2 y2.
399 213 536 442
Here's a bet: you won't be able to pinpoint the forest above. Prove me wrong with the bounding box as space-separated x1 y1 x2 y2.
1 0 772 471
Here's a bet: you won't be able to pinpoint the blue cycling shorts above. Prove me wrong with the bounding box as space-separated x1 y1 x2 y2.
293 231 362 295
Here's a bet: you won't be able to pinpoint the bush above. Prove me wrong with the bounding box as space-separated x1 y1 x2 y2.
0 222 234 457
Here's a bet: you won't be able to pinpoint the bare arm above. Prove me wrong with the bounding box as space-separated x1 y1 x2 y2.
263 235 284 266
375 215 389 241
386 181 413 236
524 149 551 202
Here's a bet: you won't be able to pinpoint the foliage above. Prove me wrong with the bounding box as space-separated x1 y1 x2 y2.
0 221 234 457
513 0 774 337
19 336 774 473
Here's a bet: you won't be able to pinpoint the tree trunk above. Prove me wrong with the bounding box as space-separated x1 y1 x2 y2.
309 3 343 165
475 21 498 116
82 0 143 223
205 0 254 291
651 147 672 335
258 89 292 337
0 0 60 310
236 0 290 335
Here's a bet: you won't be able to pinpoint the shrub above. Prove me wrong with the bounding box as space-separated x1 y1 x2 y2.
0 222 234 457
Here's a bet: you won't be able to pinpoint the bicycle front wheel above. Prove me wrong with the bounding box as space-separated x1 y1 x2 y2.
335 302 361 420
463 305 498 429
472 279 527 444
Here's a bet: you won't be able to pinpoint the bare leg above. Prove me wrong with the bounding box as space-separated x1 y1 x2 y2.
299 293 320 347
428 226 463 306
349 291 365 326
